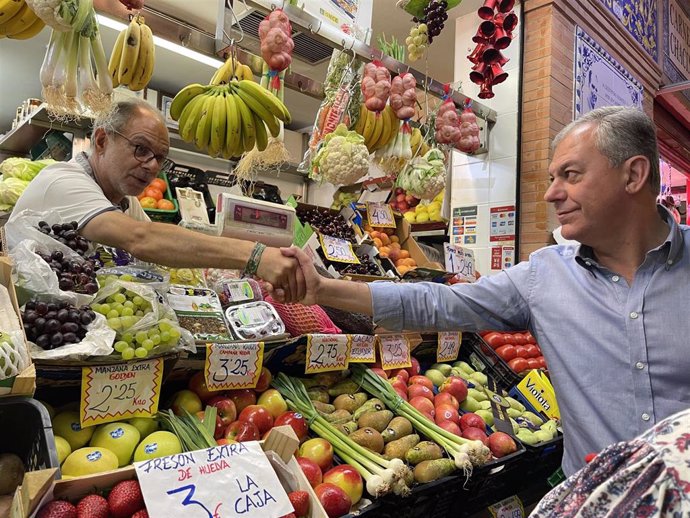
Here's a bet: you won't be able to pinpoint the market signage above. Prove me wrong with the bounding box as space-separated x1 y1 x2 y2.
205 342 265 390
135 441 293 518
305 334 351 373
668 0 690 79
378 334 412 370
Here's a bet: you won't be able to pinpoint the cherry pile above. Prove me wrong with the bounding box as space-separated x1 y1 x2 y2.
22 300 96 349
36 220 90 257
297 208 356 242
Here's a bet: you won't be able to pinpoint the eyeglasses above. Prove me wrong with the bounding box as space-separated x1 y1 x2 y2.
112 130 167 165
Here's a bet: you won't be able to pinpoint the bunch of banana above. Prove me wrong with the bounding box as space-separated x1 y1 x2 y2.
410 126 431 157
210 54 253 85
0 0 45 40
169 79 291 159
353 104 398 152
108 15 154 92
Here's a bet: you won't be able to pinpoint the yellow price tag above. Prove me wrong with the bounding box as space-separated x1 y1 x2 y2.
348 334 377 363
305 334 351 374
437 332 462 362
378 334 411 370
319 234 360 264
205 342 265 390
366 202 396 228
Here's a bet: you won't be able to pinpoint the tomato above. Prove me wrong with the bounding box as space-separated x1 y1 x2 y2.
524 332 536 344
502 333 514 345
514 346 528 358
524 344 540 358
156 199 175 210
526 358 541 370
479 330 491 337
495 344 517 362
139 196 157 209
508 357 529 373
513 333 528 345
144 187 163 201
536 356 548 369
483 331 505 349
150 178 167 193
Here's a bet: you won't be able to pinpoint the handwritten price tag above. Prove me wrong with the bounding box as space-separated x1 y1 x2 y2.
319 234 360 264
488 495 524 518
305 334 350 374
80 358 163 427
444 244 476 282
366 202 396 228
378 334 411 370
348 334 377 363
135 441 293 518
437 332 462 362
205 342 265 390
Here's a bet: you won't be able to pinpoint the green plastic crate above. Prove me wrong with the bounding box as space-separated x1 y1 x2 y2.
142 171 179 223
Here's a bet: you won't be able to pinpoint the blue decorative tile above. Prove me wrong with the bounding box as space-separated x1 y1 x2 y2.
599 0 658 60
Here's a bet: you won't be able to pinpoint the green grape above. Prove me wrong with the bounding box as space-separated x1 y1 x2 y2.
169 327 181 339
114 340 129 352
147 328 159 337
135 310 144 317
123 301 135 309
94 304 109 315
122 347 135 360
159 321 172 332
113 293 126 304
106 309 119 319
160 331 171 342
121 332 134 344
121 274 134 282
111 303 124 314
121 307 134 317
132 296 145 307
151 334 161 345
135 331 149 344
107 318 122 330
120 316 136 329
106 296 115 304
142 339 154 351
135 347 148 358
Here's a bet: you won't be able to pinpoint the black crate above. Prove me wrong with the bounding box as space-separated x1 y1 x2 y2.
460 334 521 390
0 397 59 472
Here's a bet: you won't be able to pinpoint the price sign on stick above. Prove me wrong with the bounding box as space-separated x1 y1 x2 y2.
366 202 396 228
205 342 265 390
378 334 412 370
348 334 377 363
319 234 360 264
135 442 293 518
80 358 163 427
305 334 350 374
437 332 462 362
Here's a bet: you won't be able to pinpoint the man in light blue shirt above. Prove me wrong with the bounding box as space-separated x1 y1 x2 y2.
284 106 685 476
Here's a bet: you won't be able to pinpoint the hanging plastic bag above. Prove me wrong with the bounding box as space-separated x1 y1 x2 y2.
0 331 31 380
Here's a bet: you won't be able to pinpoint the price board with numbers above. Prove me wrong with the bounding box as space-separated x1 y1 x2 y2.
305 334 350 374
444 244 476 282
135 441 293 518
205 342 265 390
348 334 377 363
366 202 396 228
319 234 360 264
80 358 164 427
488 495 524 518
378 334 411 370
437 332 462 362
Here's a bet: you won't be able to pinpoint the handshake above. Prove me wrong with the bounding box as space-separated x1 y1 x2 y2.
256 246 320 306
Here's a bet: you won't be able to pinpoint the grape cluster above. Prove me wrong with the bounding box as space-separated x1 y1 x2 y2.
36 221 90 257
406 24 429 62
91 289 153 333
22 300 96 349
111 321 181 361
422 0 449 41
35 250 98 295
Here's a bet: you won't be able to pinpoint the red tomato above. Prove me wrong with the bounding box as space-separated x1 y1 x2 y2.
495 344 517 362
526 358 541 370
513 333 528 345
524 344 540 358
479 330 491 337
483 331 505 349
144 187 163 201
536 356 548 369
508 357 529 373
502 333 514 345
524 332 536 344
514 346 528 358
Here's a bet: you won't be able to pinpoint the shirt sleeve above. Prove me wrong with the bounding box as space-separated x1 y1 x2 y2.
370 260 533 332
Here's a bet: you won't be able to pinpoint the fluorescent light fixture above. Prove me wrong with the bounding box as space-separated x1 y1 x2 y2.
95 14 224 68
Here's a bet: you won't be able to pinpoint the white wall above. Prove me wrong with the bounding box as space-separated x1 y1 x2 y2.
451 5 522 274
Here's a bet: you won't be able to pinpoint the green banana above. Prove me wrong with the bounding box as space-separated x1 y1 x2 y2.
170 83 208 121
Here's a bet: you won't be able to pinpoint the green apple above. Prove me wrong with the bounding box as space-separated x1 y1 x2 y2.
424 369 446 387
467 388 487 402
133 431 182 462
54 436 71 465
429 363 452 377
475 409 494 427
61 447 118 478
459 396 481 413
127 417 158 439
90 423 140 467
52 411 94 450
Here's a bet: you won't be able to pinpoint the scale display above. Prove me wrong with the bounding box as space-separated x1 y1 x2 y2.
233 204 288 230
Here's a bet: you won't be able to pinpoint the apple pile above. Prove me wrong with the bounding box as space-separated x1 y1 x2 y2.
295 454 362 518
388 187 421 213
480 330 547 374
36 479 147 518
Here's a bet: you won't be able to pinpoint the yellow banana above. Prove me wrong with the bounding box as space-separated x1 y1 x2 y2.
231 82 280 138
372 106 392 151
208 91 227 157
223 90 241 158
108 28 126 88
169 83 208 121
0 0 25 28
178 93 207 143
236 79 290 123
383 106 399 149
118 18 141 85
210 56 236 85
233 93 255 152
194 90 218 151
240 64 253 81
7 14 43 39
128 21 154 91
354 104 367 135
252 111 268 152
0 2 37 37
369 112 384 151
361 110 375 148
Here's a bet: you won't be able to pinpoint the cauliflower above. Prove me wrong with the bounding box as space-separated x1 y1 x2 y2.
311 124 370 186
397 148 447 200
25 0 88 31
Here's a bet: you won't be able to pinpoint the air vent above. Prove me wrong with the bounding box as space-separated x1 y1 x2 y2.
236 10 333 65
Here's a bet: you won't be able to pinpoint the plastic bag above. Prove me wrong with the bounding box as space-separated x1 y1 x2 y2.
28 312 116 361
96 265 170 293
0 330 30 380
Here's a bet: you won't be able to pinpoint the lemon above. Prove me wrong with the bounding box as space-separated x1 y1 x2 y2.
415 205 428 213
403 212 417 223
416 213 430 223
428 202 441 212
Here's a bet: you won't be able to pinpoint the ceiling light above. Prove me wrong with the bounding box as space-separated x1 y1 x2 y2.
95 14 224 68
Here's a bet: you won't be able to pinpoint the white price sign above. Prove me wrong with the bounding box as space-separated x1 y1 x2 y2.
305 334 350 373
437 332 462 362
80 358 163 427
205 342 265 390
366 202 396 228
348 334 376 363
378 334 411 370
488 495 524 518
319 234 360 264
135 442 293 518
444 244 476 282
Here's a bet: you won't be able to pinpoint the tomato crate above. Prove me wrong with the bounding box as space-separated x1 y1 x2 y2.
460 333 521 390
142 171 179 223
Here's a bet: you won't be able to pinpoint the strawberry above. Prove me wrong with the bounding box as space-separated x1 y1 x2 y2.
131 510 149 518
76 494 108 518
288 491 310 517
37 500 77 518
107 480 144 518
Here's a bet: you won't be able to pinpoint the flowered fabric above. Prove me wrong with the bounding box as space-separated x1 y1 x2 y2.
530 408 690 517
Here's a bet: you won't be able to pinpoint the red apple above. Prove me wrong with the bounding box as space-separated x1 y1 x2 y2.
406 357 420 377
389 377 407 393
216 438 229 446
196 410 225 439
238 405 274 434
227 389 257 414
488 431 518 458
409 396 434 416
459 412 486 432
434 392 459 410
299 438 334 473
225 420 260 442
323 464 363 505
257 389 288 418
254 367 272 393
274 411 308 442
407 384 434 402
394 187 405 195
297 456 323 488
171 390 202 416
462 426 489 446
398 201 409 211
390 369 409 383
208 397 237 427
369 367 388 379
394 387 408 401
421 411 435 422
440 376 468 403
188 371 217 402
314 483 352 518
408 375 434 391
434 404 460 425
438 420 462 436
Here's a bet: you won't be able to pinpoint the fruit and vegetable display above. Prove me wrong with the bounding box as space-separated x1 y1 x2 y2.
396 147 447 200
137 176 176 212
310 124 370 186
361 61 391 114
480 330 548 374
21 299 96 349
108 14 155 92
400 189 446 224
404 0 459 61
296 205 357 242
353 103 398 153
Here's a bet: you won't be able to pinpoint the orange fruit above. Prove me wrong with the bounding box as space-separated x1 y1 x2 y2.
397 265 410 275
399 250 410 259
390 242 401 250
390 235 400 243
373 237 383 248
150 178 167 193
139 196 157 209
381 234 390 246
156 199 175 210
144 187 163 201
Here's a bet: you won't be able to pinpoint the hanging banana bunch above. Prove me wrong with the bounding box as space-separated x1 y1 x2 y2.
108 14 155 92
0 0 45 40
209 54 253 84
